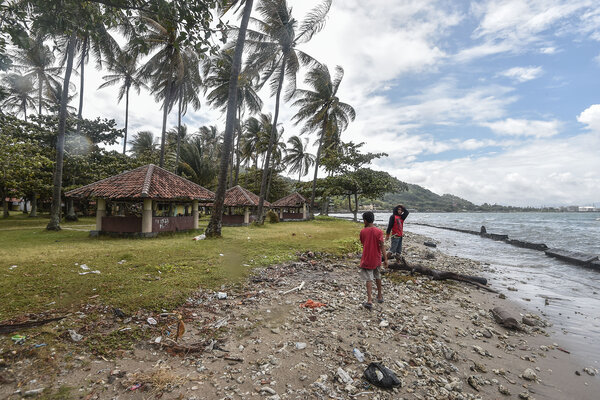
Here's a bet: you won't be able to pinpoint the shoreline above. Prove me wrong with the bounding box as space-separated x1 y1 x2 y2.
2 228 598 399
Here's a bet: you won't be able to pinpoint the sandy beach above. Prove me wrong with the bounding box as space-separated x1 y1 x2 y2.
1 231 598 399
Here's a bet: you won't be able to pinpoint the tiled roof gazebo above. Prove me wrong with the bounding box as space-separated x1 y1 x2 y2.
221 185 271 225
65 164 214 236
271 192 308 221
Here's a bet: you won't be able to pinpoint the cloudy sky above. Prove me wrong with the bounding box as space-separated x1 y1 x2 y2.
79 0 600 207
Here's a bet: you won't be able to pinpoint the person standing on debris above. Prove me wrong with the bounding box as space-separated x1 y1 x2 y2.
359 211 388 310
385 204 409 257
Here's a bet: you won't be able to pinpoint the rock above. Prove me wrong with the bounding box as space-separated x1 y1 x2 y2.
295 342 307 350
518 391 530 399
23 388 45 397
584 367 597 376
522 368 537 381
498 385 511 395
424 241 437 248
337 367 353 384
260 387 277 395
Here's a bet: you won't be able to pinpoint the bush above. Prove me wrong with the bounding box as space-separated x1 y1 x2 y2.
266 210 280 223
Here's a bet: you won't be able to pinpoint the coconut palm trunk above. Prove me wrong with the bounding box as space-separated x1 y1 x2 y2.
309 116 328 213
234 107 242 186
47 35 77 231
76 37 87 136
205 0 254 237
175 91 182 173
29 193 37 217
123 82 130 154
159 79 173 168
37 71 43 116
257 60 286 222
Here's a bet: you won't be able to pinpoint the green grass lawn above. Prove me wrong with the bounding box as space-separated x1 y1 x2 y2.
0 213 361 320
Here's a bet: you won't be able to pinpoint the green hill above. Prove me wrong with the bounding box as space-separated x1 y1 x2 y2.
379 183 478 212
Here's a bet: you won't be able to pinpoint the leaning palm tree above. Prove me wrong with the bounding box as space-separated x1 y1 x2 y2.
1 73 36 121
291 63 355 211
284 135 315 182
243 0 332 222
129 130 158 158
11 33 61 116
98 49 145 154
205 0 255 237
204 48 263 184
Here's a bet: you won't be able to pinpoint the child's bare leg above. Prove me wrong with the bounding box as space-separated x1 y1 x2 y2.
375 278 383 300
366 280 373 304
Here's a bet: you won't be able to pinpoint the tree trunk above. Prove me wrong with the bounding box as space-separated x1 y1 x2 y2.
2 198 8 218
22 197 28 214
234 107 242 186
123 83 130 154
175 91 182 174
265 160 274 203
38 71 43 116
47 35 77 231
29 193 37 217
76 37 87 137
353 192 358 222
159 79 173 168
66 197 78 221
310 117 328 212
23 99 27 122
205 0 253 237
257 59 286 223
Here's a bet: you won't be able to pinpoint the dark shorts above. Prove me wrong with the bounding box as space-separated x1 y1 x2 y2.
390 236 403 254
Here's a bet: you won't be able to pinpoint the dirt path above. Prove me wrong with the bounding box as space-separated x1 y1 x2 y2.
1 232 598 399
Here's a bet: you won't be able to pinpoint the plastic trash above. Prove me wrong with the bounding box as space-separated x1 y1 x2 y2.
80 264 90 270
193 234 206 241
9 265 17 270
68 330 83 342
363 362 402 389
217 292 227 299
79 270 100 275
11 335 26 345
353 348 365 362
295 342 307 350
147 317 157 325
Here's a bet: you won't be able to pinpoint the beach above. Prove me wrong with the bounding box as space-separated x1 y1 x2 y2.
2 229 598 399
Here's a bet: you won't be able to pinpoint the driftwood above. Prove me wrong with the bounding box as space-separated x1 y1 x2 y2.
490 307 521 330
388 257 498 293
0 316 66 334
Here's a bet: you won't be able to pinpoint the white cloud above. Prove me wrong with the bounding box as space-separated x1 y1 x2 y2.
499 66 543 82
577 104 600 131
481 118 561 138
384 132 600 206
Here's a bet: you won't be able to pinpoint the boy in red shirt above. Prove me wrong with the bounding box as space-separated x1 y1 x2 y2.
359 211 388 310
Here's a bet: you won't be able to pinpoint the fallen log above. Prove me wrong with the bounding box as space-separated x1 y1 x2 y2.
388 257 498 293
490 307 522 330
0 316 66 334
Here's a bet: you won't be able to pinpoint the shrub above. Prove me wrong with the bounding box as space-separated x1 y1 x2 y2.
266 210 280 223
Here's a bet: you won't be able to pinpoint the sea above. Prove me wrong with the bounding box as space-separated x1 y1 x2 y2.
331 211 600 367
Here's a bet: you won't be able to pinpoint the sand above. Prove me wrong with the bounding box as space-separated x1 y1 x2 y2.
1 231 598 399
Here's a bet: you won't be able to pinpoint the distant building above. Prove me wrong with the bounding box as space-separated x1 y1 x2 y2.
578 206 597 212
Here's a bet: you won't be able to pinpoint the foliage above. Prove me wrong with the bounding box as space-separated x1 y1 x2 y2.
266 209 279 223
238 167 292 202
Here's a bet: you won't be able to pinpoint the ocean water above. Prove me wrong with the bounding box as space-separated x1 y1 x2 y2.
332 212 600 367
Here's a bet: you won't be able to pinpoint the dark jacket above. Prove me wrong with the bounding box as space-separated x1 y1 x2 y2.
386 206 409 235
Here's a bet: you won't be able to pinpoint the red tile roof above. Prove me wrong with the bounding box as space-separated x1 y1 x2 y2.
223 185 270 207
65 164 215 201
271 192 307 208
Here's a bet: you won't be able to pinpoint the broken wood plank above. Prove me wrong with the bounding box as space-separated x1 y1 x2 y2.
0 316 66 334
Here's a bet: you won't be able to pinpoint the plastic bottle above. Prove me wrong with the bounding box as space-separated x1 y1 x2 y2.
353 348 365 362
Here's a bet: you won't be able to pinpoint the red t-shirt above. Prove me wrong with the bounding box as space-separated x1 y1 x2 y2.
360 226 384 269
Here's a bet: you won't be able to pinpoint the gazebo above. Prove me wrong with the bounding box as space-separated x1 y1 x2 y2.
65 164 214 237
271 192 309 221
222 185 270 226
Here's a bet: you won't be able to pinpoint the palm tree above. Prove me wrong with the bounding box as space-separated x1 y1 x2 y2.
204 48 263 184
135 8 190 168
178 135 220 188
98 49 145 154
243 0 332 222
284 135 315 182
129 130 158 158
205 0 255 237
11 33 61 116
1 73 36 121
291 63 355 211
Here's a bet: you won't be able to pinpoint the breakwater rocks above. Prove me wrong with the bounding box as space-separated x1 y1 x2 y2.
412 223 599 270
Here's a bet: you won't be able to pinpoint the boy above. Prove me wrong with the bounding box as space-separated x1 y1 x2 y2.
385 204 409 257
359 211 388 310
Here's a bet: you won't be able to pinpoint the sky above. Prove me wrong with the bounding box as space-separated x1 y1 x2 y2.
77 0 600 207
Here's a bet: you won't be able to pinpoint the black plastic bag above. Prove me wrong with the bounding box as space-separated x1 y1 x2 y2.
363 362 402 389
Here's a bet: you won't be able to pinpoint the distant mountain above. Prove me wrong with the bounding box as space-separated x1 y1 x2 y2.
380 183 478 212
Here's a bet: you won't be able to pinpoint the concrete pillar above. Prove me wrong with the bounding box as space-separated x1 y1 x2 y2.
244 207 250 224
192 200 199 229
279 208 284 219
96 198 106 231
302 203 307 219
142 199 153 233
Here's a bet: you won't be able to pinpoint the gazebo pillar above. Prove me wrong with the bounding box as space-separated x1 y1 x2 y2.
302 203 307 219
244 207 250 224
96 198 106 231
142 199 153 233
192 200 199 229
279 208 284 219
